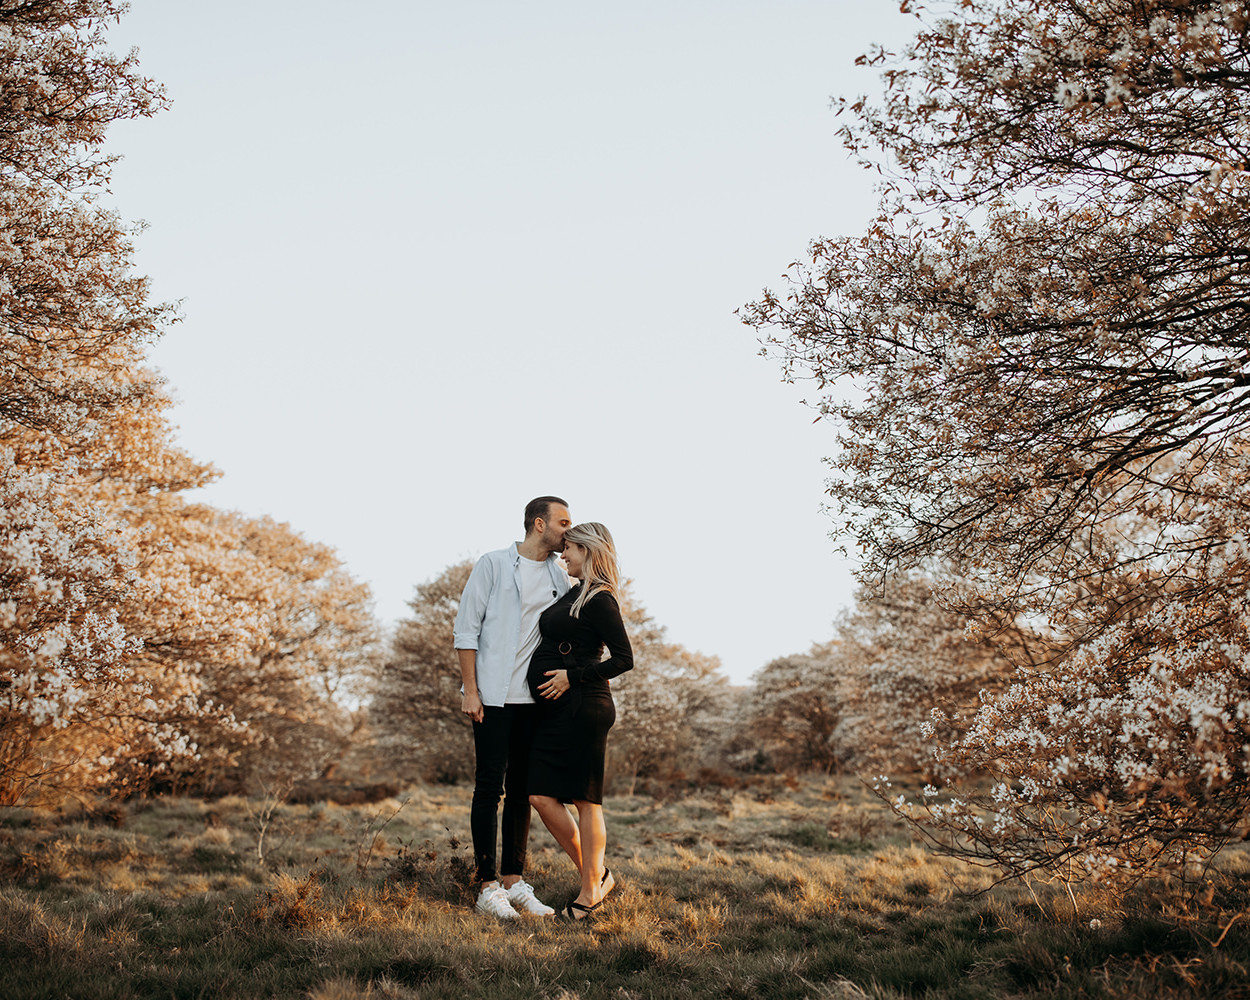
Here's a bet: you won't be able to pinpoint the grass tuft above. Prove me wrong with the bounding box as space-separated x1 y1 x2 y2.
382 835 476 904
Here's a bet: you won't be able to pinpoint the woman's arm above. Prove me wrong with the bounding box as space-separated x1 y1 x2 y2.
565 592 633 686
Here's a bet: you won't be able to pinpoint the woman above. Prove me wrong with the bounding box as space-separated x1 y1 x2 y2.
527 522 633 920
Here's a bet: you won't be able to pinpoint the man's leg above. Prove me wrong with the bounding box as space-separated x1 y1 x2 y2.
498 703 534 889
471 707 523 919
470 706 512 885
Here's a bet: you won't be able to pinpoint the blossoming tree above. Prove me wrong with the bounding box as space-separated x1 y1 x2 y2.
743 0 1250 884
738 646 847 775
836 575 1025 776
0 0 189 803
0 2 380 803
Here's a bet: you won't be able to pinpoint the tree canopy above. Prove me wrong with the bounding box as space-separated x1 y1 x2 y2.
744 0 1250 885
0 2 379 803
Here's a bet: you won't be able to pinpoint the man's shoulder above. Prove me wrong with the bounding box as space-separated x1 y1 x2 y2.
475 543 520 567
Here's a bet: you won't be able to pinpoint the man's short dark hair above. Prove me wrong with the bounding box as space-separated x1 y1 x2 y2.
524 496 568 535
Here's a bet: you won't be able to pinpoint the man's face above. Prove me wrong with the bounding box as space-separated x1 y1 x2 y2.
539 504 572 551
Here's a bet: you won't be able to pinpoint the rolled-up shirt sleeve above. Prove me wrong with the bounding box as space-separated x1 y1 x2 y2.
453 556 495 650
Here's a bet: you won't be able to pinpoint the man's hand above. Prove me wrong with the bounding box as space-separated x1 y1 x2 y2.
461 689 484 723
457 649 483 722
538 669 569 700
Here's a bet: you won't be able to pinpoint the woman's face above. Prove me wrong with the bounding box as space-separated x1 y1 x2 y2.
562 541 586 579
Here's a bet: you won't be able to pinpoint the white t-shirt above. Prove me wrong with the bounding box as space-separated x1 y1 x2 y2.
506 555 559 703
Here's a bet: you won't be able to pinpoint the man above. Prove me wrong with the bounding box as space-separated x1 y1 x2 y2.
453 495 572 919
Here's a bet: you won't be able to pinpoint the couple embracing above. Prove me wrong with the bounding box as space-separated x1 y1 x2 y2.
453 496 633 921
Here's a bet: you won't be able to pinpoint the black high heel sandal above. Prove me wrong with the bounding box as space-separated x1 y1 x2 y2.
560 899 605 921
561 871 616 921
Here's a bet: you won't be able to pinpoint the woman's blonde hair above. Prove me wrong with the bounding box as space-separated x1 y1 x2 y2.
565 522 619 617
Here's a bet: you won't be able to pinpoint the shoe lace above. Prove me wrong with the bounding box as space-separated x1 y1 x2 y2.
485 890 515 914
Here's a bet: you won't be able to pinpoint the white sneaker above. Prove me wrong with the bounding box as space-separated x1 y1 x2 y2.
506 879 555 916
475 882 519 920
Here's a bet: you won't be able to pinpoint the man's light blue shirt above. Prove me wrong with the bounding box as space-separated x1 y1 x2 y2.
453 543 571 707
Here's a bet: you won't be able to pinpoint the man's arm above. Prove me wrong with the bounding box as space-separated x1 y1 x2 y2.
458 648 484 723
453 555 495 724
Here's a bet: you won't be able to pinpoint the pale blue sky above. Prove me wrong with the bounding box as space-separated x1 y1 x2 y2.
104 1 916 682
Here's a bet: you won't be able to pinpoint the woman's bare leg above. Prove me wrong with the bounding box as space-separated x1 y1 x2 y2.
572 800 609 907
529 794 582 871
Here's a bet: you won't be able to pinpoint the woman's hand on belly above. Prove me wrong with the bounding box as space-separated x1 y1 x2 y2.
537 669 570 699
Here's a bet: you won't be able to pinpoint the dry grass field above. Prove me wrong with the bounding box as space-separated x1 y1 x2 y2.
1 776 1247 1000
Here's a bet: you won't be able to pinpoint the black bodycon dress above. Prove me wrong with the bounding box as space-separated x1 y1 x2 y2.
527 585 633 804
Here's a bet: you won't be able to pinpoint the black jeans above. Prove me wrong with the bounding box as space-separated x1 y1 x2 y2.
471 704 536 883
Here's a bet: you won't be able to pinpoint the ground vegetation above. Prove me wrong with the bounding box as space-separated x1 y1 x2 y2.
2 777 1247 1000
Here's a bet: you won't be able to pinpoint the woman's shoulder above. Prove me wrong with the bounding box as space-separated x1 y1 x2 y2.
586 588 621 612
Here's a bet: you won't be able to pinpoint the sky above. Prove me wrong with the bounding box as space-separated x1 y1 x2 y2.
102 1 917 684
